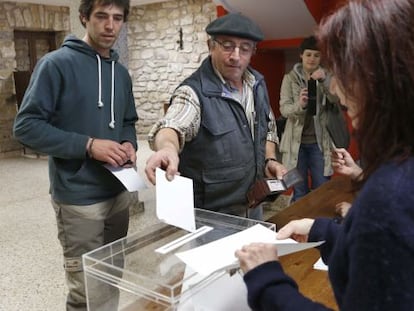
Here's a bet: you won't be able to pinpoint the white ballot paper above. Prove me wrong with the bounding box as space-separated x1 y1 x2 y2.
178 266 250 311
104 165 147 192
156 168 196 232
176 224 324 276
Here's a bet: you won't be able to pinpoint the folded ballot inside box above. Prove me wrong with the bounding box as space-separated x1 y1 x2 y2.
247 168 303 208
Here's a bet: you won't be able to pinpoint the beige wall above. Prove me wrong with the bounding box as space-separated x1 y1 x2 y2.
0 1 70 157
0 0 217 156
68 0 84 39
128 0 216 136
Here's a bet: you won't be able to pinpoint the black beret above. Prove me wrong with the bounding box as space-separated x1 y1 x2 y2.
206 13 264 42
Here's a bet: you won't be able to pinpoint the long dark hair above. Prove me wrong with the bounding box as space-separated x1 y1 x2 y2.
317 0 414 188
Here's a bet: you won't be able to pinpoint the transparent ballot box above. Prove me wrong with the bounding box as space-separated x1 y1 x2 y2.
83 209 275 310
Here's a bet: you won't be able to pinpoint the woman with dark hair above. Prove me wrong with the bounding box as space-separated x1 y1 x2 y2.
235 0 414 310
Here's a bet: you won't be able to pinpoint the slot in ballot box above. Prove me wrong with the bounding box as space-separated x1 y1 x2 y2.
83 209 275 311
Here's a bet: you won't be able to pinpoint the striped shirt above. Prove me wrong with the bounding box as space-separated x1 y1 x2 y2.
148 67 279 151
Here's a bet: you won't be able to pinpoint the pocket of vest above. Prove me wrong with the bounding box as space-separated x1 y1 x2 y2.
201 165 248 184
202 115 237 136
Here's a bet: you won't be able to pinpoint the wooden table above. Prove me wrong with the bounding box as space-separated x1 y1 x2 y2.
266 175 355 310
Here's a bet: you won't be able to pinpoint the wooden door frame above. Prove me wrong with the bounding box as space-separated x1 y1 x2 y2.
14 30 57 72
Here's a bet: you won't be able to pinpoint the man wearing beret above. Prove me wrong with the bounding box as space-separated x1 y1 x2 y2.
145 13 287 220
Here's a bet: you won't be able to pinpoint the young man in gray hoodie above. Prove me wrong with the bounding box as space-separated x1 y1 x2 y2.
13 0 137 310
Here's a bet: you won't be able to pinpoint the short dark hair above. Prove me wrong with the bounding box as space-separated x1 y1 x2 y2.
299 36 319 53
79 0 130 27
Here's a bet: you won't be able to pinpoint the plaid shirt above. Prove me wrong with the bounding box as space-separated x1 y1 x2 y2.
148 68 279 151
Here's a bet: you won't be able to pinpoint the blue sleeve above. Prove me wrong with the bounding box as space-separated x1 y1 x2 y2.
339 230 414 310
243 261 334 311
333 167 414 310
120 78 138 150
309 218 340 265
13 57 89 159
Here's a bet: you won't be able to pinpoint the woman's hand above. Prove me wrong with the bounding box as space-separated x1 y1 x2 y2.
331 148 362 180
335 201 352 218
276 218 315 242
299 87 308 108
311 68 326 81
235 243 278 274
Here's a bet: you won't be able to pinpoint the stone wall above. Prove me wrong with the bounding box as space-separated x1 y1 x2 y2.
0 0 216 156
128 0 216 136
0 1 69 157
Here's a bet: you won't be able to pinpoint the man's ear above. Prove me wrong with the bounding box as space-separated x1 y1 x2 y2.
207 39 214 52
79 14 87 27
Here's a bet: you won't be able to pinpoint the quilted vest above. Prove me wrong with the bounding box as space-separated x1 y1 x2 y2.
177 57 270 212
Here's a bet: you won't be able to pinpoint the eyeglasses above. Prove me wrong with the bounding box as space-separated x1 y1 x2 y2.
213 39 256 55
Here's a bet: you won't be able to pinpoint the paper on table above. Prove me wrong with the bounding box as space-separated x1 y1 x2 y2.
313 257 328 271
155 168 196 232
104 165 147 192
176 223 324 276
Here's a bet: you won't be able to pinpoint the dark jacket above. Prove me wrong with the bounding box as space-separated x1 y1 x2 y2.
178 57 271 212
243 158 414 310
13 35 138 205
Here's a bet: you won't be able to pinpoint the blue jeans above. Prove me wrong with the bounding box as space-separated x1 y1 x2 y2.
292 143 330 202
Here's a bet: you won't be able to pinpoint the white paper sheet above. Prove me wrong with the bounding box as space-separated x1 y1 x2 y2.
155 168 196 232
104 165 147 192
176 224 324 276
313 257 329 271
177 266 251 311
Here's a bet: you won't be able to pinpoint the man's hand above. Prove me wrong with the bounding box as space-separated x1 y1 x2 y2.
121 141 137 167
265 159 288 179
145 128 181 184
145 147 180 184
89 138 133 167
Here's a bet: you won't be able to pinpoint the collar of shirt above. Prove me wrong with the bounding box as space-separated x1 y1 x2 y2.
212 65 256 93
212 64 257 139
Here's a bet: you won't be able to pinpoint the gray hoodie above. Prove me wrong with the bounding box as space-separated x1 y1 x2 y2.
13 35 138 205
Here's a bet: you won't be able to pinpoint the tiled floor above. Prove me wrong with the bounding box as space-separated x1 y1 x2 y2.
0 140 289 311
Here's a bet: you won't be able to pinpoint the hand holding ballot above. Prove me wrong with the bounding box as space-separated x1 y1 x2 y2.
276 218 315 243
235 218 316 274
176 223 323 276
235 243 279 273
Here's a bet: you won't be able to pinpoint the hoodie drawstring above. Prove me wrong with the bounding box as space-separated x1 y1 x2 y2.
109 61 115 129
96 54 115 129
96 55 104 108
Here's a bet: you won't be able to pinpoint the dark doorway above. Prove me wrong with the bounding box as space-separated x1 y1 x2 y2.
13 30 57 109
13 30 57 156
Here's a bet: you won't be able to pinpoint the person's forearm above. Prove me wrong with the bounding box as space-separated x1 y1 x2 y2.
265 141 277 159
350 165 363 181
154 128 180 153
